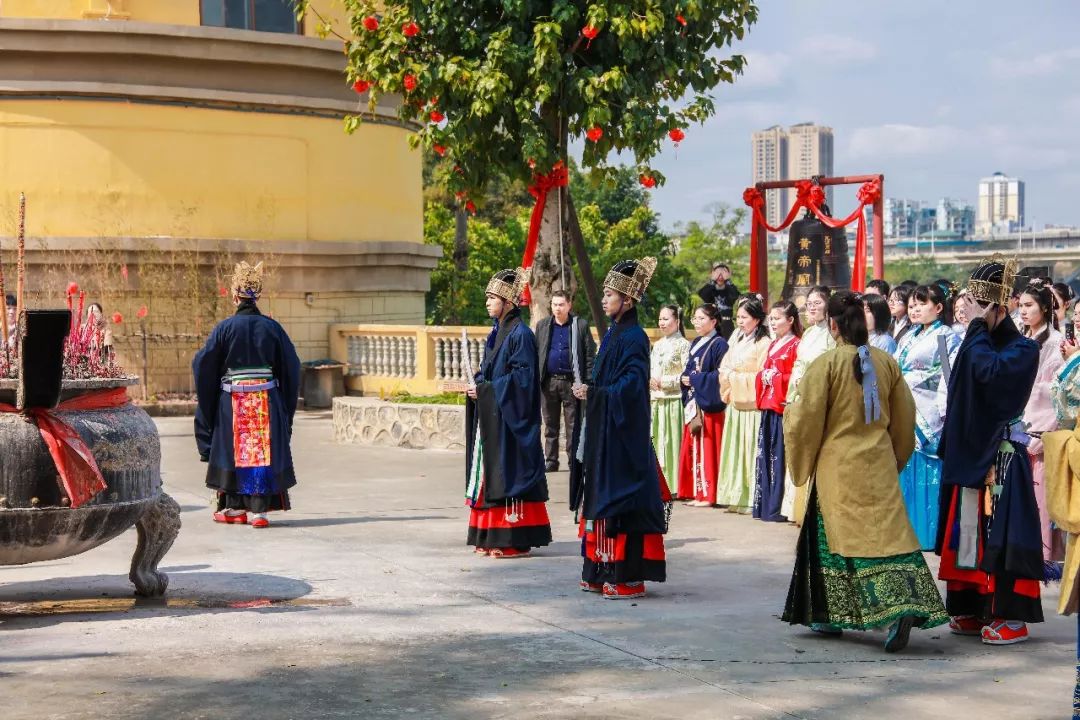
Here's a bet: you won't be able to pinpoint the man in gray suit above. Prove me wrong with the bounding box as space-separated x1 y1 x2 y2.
535 291 596 472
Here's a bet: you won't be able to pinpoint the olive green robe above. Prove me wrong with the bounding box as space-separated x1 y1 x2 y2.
784 345 920 558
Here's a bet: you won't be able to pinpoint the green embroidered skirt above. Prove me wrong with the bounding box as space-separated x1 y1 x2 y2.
782 487 948 631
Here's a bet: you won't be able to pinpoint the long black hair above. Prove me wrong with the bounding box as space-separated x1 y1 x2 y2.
863 293 891 335
737 294 770 342
912 283 953 326
660 303 685 337
771 300 803 338
828 291 870 384
1021 280 1058 341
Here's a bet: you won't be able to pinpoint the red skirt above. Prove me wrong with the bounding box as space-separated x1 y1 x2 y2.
579 518 665 585
467 499 551 550
676 411 724 503
938 486 1043 623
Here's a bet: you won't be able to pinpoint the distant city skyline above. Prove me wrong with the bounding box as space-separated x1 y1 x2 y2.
637 3 1080 233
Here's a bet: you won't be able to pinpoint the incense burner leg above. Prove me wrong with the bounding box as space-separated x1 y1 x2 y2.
129 492 181 597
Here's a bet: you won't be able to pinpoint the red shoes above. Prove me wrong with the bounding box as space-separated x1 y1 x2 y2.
602 582 645 600
580 581 603 593
250 515 270 529
948 616 983 636
981 620 1029 645
488 548 531 559
213 511 247 525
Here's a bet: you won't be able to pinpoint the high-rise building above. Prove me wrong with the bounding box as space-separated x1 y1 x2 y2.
977 172 1025 234
751 125 788 227
936 198 976 238
882 198 920 239
786 123 835 208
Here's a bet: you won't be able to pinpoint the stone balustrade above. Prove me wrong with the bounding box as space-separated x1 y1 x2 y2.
328 323 663 397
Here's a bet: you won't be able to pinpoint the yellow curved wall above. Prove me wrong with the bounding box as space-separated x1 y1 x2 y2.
0 100 421 244
0 0 345 37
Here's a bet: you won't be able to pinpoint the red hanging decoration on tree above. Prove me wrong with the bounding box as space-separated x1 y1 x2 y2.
668 128 685 145
675 14 687 26
639 174 657 189
429 110 446 123
402 21 420 37
582 25 599 49
403 74 418 92
586 126 603 142
352 79 371 94
433 144 447 157
362 16 379 31
465 200 477 215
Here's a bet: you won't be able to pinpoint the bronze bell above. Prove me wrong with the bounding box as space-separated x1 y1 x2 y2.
781 208 852 308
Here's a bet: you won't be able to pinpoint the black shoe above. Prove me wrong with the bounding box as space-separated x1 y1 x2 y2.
884 616 915 653
545 462 559 472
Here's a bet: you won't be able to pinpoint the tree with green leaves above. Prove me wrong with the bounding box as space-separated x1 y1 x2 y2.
297 0 757 329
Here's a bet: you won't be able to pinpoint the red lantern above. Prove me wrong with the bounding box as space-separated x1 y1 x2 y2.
66 281 79 297
362 16 379 31
403 74 417 92
136 305 148 320
111 312 123 324
402 21 420 37
639 174 657 189
465 200 477 215
430 110 446 123
586 126 604 142
582 25 599 40
668 128 685 145
433 144 447 157
675 14 687 26
352 79 371 94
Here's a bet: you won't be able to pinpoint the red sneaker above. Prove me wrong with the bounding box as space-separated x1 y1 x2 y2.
603 582 645 600
488 548 531 559
580 581 603 593
213 511 247 525
981 620 1029 645
250 516 270 529
948 615 983 636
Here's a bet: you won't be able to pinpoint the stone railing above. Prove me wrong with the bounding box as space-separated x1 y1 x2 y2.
328 323 662 397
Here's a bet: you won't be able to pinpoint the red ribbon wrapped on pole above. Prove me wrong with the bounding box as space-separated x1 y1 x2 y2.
519 162 570 306
0 387 129 508
743 177 882 293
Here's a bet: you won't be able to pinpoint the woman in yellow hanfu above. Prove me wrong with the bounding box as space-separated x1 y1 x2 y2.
781 291 947 653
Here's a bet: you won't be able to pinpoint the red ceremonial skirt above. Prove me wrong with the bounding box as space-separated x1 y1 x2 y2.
467 499 551 550
579 518 666 585
676 411 724 503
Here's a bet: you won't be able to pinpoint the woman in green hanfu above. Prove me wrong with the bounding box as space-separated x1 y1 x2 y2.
781 290 948 652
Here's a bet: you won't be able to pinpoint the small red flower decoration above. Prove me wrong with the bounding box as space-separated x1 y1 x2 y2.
402 21 420 37
465 200 477 215
136 305 148 320
362 16 379 31
675 14 687 26
403 74 417 92
429 110 446 123
433 144 447 157
582 25 599 40
111 312 123 324
586 126 604 142
668 128 686 144
639 174 657 189
66 281 79 297
352 79 371 94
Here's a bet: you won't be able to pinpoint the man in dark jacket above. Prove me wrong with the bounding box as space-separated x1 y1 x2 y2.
698 263 740 338
535 290 596 472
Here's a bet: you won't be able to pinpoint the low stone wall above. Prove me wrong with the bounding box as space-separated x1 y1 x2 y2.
332 397 465 451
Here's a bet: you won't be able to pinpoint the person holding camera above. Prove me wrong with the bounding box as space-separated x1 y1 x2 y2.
698 263 740 338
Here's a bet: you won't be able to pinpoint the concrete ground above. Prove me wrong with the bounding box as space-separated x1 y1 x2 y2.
0 412 1075 720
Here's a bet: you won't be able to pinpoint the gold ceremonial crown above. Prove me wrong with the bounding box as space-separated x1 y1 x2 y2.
231 261 264 299
966 254 1018 306
603 257 657 302
486 267 531 305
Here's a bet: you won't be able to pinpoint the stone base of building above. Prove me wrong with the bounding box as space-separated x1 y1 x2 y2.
332 396 464 451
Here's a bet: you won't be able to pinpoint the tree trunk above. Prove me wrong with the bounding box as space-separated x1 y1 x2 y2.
528 106 604 333
565 192 606 335
451 207 468 324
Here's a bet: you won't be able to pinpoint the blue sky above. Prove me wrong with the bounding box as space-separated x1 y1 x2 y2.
639 2 1080 232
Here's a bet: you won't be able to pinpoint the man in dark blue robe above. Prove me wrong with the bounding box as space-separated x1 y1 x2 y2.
193 261 301 529
936 257 1044 644
571 258 668 599
465 268 550 557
